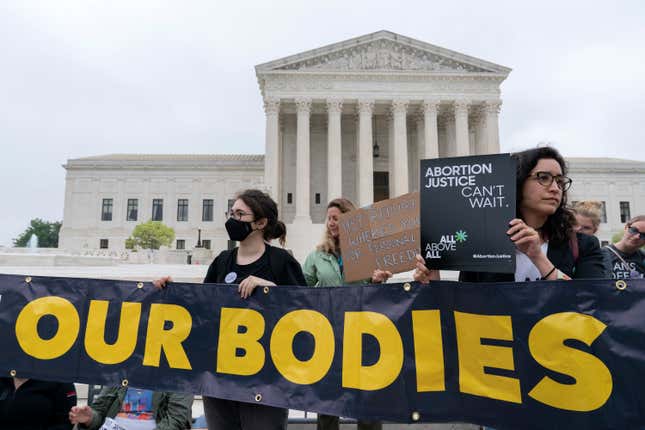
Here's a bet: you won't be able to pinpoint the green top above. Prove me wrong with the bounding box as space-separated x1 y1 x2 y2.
302 249 366 287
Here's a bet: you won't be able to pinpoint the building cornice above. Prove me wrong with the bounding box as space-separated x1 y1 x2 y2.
256 30 511 75
63 154 265 171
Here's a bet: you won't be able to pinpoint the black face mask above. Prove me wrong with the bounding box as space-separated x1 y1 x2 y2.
225 217 254 242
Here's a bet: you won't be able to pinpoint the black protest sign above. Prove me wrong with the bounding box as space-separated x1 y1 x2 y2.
420 154 516 272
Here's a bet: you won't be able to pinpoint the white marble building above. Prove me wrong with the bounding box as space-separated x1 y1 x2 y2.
59 154 264 253
255 30 510 259
58 31 645 261
567 157 645 245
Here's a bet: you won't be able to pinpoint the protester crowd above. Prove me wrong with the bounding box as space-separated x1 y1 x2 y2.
2 146 643 430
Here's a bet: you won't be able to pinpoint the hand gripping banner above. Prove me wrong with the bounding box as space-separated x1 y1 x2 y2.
0 273 644 429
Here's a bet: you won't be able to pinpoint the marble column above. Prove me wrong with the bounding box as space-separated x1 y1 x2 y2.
454 100 470 156
357 99 375 207
263 98 281 201
392 99 409 197
473 106 487 155
415 114 424 192
485 100 502 154
326 99 343 201
295 97 312 222
422 99 439 159
387 111 394 197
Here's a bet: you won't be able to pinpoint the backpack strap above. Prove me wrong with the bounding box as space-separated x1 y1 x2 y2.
570 232 579 264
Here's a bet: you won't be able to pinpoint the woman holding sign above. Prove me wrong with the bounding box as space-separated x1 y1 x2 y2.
302 197 391 430
155 189 306 430
414 146 606 283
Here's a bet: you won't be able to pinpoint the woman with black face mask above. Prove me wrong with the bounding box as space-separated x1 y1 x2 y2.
205 188 306 298
155 189 305 430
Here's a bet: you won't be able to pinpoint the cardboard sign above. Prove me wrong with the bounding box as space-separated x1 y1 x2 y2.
338 192 420 282
420 154 516 273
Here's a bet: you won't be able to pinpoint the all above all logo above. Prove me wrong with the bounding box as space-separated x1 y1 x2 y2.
425 230 468 259
455 230 468 243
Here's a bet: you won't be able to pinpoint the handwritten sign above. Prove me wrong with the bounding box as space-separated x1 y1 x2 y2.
420 154 516 272
338 192 420 282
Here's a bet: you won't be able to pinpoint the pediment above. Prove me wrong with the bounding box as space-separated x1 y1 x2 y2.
256 31 511 75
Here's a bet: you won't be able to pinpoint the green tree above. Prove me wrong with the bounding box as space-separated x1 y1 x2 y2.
126 221 175 250
13 219 62 248
611 231 624 244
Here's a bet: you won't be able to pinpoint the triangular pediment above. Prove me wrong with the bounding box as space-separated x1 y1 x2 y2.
256 30 511 75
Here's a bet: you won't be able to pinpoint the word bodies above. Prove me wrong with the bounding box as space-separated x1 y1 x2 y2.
13 294 613 413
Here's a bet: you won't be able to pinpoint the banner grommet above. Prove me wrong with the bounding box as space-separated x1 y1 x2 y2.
403 283 411 291
137 282 144 289
25 276 32 284
254 393 262 402
263 286 270 294
9 370 16 377
121 379 129 387
411 411 420 421
616 280 627 290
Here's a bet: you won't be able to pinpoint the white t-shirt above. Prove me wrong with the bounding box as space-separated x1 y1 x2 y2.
515 242 549 282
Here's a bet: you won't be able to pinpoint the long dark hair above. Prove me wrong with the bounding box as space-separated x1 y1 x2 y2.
511 146 575 245
237 189 287 246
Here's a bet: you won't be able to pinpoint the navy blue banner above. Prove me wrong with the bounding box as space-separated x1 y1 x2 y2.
0 273 644 429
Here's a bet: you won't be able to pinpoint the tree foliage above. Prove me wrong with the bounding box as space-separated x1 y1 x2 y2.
126 221 175 250
13 219 62 248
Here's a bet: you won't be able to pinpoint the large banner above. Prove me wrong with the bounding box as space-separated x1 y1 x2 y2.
1 274 644 429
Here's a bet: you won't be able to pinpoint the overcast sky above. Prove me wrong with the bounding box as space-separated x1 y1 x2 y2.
1 0 643 246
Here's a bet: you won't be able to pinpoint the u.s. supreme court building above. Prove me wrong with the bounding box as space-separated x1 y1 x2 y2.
58 31 645 261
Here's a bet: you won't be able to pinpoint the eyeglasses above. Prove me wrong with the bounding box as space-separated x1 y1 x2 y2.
228 210 254 220
628 226 645 240
530 171 572 191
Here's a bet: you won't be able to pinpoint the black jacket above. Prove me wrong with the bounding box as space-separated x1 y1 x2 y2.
460 232 607 282
0 378 77 430
204 244 306 287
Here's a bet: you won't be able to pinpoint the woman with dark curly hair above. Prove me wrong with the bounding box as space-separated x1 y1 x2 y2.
414 146 607 283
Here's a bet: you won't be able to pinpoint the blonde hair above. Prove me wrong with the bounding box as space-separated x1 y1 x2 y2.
317 198 356 255
572 200 602 229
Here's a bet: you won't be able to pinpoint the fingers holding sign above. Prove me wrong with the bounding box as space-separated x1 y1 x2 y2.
371 269 393 284
413 254 440 284
507 218 543 259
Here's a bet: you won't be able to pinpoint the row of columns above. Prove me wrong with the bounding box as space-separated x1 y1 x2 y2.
264 98 502 223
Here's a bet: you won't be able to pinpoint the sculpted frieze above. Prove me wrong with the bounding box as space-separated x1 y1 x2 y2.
275 40 491 73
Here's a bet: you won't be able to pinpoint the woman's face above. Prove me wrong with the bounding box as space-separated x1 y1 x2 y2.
623 220 645 249
326 206 343 238
575 214 597 235
230 199 255 222
520 158 564 219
